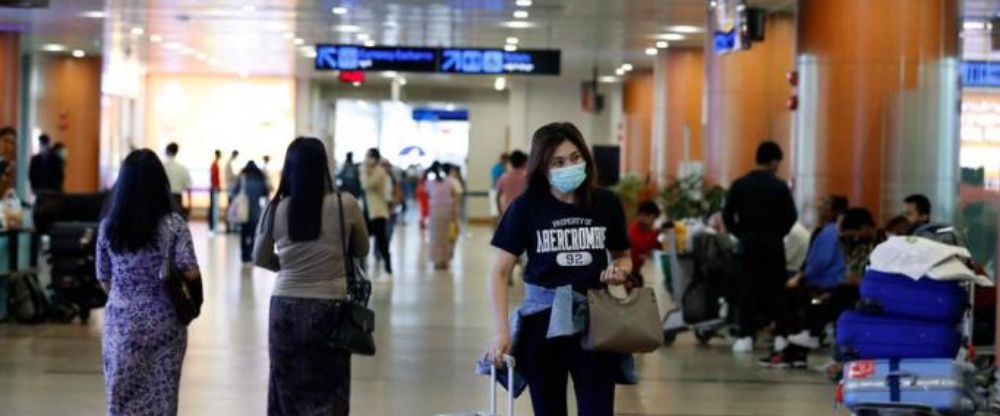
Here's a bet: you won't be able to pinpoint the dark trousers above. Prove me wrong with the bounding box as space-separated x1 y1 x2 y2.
804 284 860 337
369 218 392 274
208 189 219 232
171 193 188 220
240 220 256 262
736 240 791 338
519 311 616 416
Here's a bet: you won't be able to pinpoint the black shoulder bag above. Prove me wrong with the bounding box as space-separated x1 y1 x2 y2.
329 192 376 356
161 218 203 325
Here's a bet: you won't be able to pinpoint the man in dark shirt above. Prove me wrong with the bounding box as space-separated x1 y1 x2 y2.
28 134 53 194
723 141 798 353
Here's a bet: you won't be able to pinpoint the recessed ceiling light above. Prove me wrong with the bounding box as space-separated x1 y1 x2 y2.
363 40 376 47
305 50 317 58
41 44 66 52
645 47 658 56
964 20 988 30
669 25 703 34
149 34 163 43
333 25 362 32
71 50 86 58
513 10 529 19
131 27 144 36
494 76 507 91
516 0 533 6
615 68 625 76
352 81 362 87
599 75 619 83
506 37 519 44
382 71 399 78
656 41 669 48
332 6 348 15
657 33 685 41
622 63 633 71
504 44 517 52
397 77 407 85
294 38 305 45
81 11 106 19
357 33 370 41
501 21 535 29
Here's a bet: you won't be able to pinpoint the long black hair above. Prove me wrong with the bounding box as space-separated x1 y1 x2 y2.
525 122 598 206
241 160 266 183
273 137 333 242
103 149 177 253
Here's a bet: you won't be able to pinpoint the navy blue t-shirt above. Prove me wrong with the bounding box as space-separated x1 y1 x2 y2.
491 188 630 290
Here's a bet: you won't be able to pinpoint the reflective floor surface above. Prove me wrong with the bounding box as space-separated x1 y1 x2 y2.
0 219 843 415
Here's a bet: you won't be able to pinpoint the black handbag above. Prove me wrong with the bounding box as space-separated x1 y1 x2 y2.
161 218 203 325
329 192 376 356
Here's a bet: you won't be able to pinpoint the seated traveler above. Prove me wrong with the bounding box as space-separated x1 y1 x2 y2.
763 207 879 369
627 200 663 288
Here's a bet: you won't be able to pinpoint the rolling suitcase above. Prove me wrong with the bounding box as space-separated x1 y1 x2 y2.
842 359 983 415
837 311 961 360
860 270 967 323
443 355 516 416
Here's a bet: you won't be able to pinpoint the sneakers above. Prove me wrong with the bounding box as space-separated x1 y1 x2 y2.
732 337 754 353
757 351 807 369
788 330 820 349
773 336 788 352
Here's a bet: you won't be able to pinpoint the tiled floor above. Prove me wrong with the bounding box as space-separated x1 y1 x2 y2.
0 220 843 415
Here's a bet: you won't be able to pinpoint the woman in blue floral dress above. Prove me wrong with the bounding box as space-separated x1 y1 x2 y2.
96 149 202 416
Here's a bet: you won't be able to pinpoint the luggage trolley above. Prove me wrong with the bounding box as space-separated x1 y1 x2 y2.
657 230 730 346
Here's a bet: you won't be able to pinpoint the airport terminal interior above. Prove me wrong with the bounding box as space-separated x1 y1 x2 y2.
1 0 1000 415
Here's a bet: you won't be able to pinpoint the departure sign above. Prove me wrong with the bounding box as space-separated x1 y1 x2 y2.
438 49 560 75
315 45 560 76
315 45 438 72
963 61 1000 88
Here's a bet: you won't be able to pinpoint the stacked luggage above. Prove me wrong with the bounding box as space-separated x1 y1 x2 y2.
47 222 105 323
838 235 992 415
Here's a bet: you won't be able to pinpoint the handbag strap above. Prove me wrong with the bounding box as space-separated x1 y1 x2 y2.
335 191 357 286
159 215 175 280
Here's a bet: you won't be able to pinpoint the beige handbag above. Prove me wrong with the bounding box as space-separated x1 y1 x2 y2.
582 287 663 353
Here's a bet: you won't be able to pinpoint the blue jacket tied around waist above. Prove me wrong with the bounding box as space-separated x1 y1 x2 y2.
475 284 638 397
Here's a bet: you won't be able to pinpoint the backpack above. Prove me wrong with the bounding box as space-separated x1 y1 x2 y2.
8 273 49 324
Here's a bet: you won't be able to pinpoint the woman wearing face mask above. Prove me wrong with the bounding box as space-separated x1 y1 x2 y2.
486 122 633 416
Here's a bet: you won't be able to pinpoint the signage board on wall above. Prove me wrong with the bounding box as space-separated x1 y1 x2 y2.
962 61 1000 88
315 45 561 75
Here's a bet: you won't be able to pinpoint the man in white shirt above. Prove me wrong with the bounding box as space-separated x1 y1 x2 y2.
163 142 192 218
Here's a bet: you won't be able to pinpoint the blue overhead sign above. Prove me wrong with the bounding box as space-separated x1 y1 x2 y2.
963 61 1000 88
315 45 561 75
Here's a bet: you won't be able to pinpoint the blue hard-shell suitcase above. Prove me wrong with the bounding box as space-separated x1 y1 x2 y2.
842 358 983 415
836 311 961 360
860 270 967 323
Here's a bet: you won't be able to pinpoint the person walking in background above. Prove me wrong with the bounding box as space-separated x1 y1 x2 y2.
97 149 202 416
723 141 798 354
495 150 528 217
231 161 271 263
224 149 240 232
362 148 392 277
28 133 54 194
50 143 67 192
209 150 222 233
487 122 633 416
261 154 274 193
163 143 193 219
489 153 509 226
427 163 459 270
337 152 362 199
416 168 431 230
252 137 369 416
